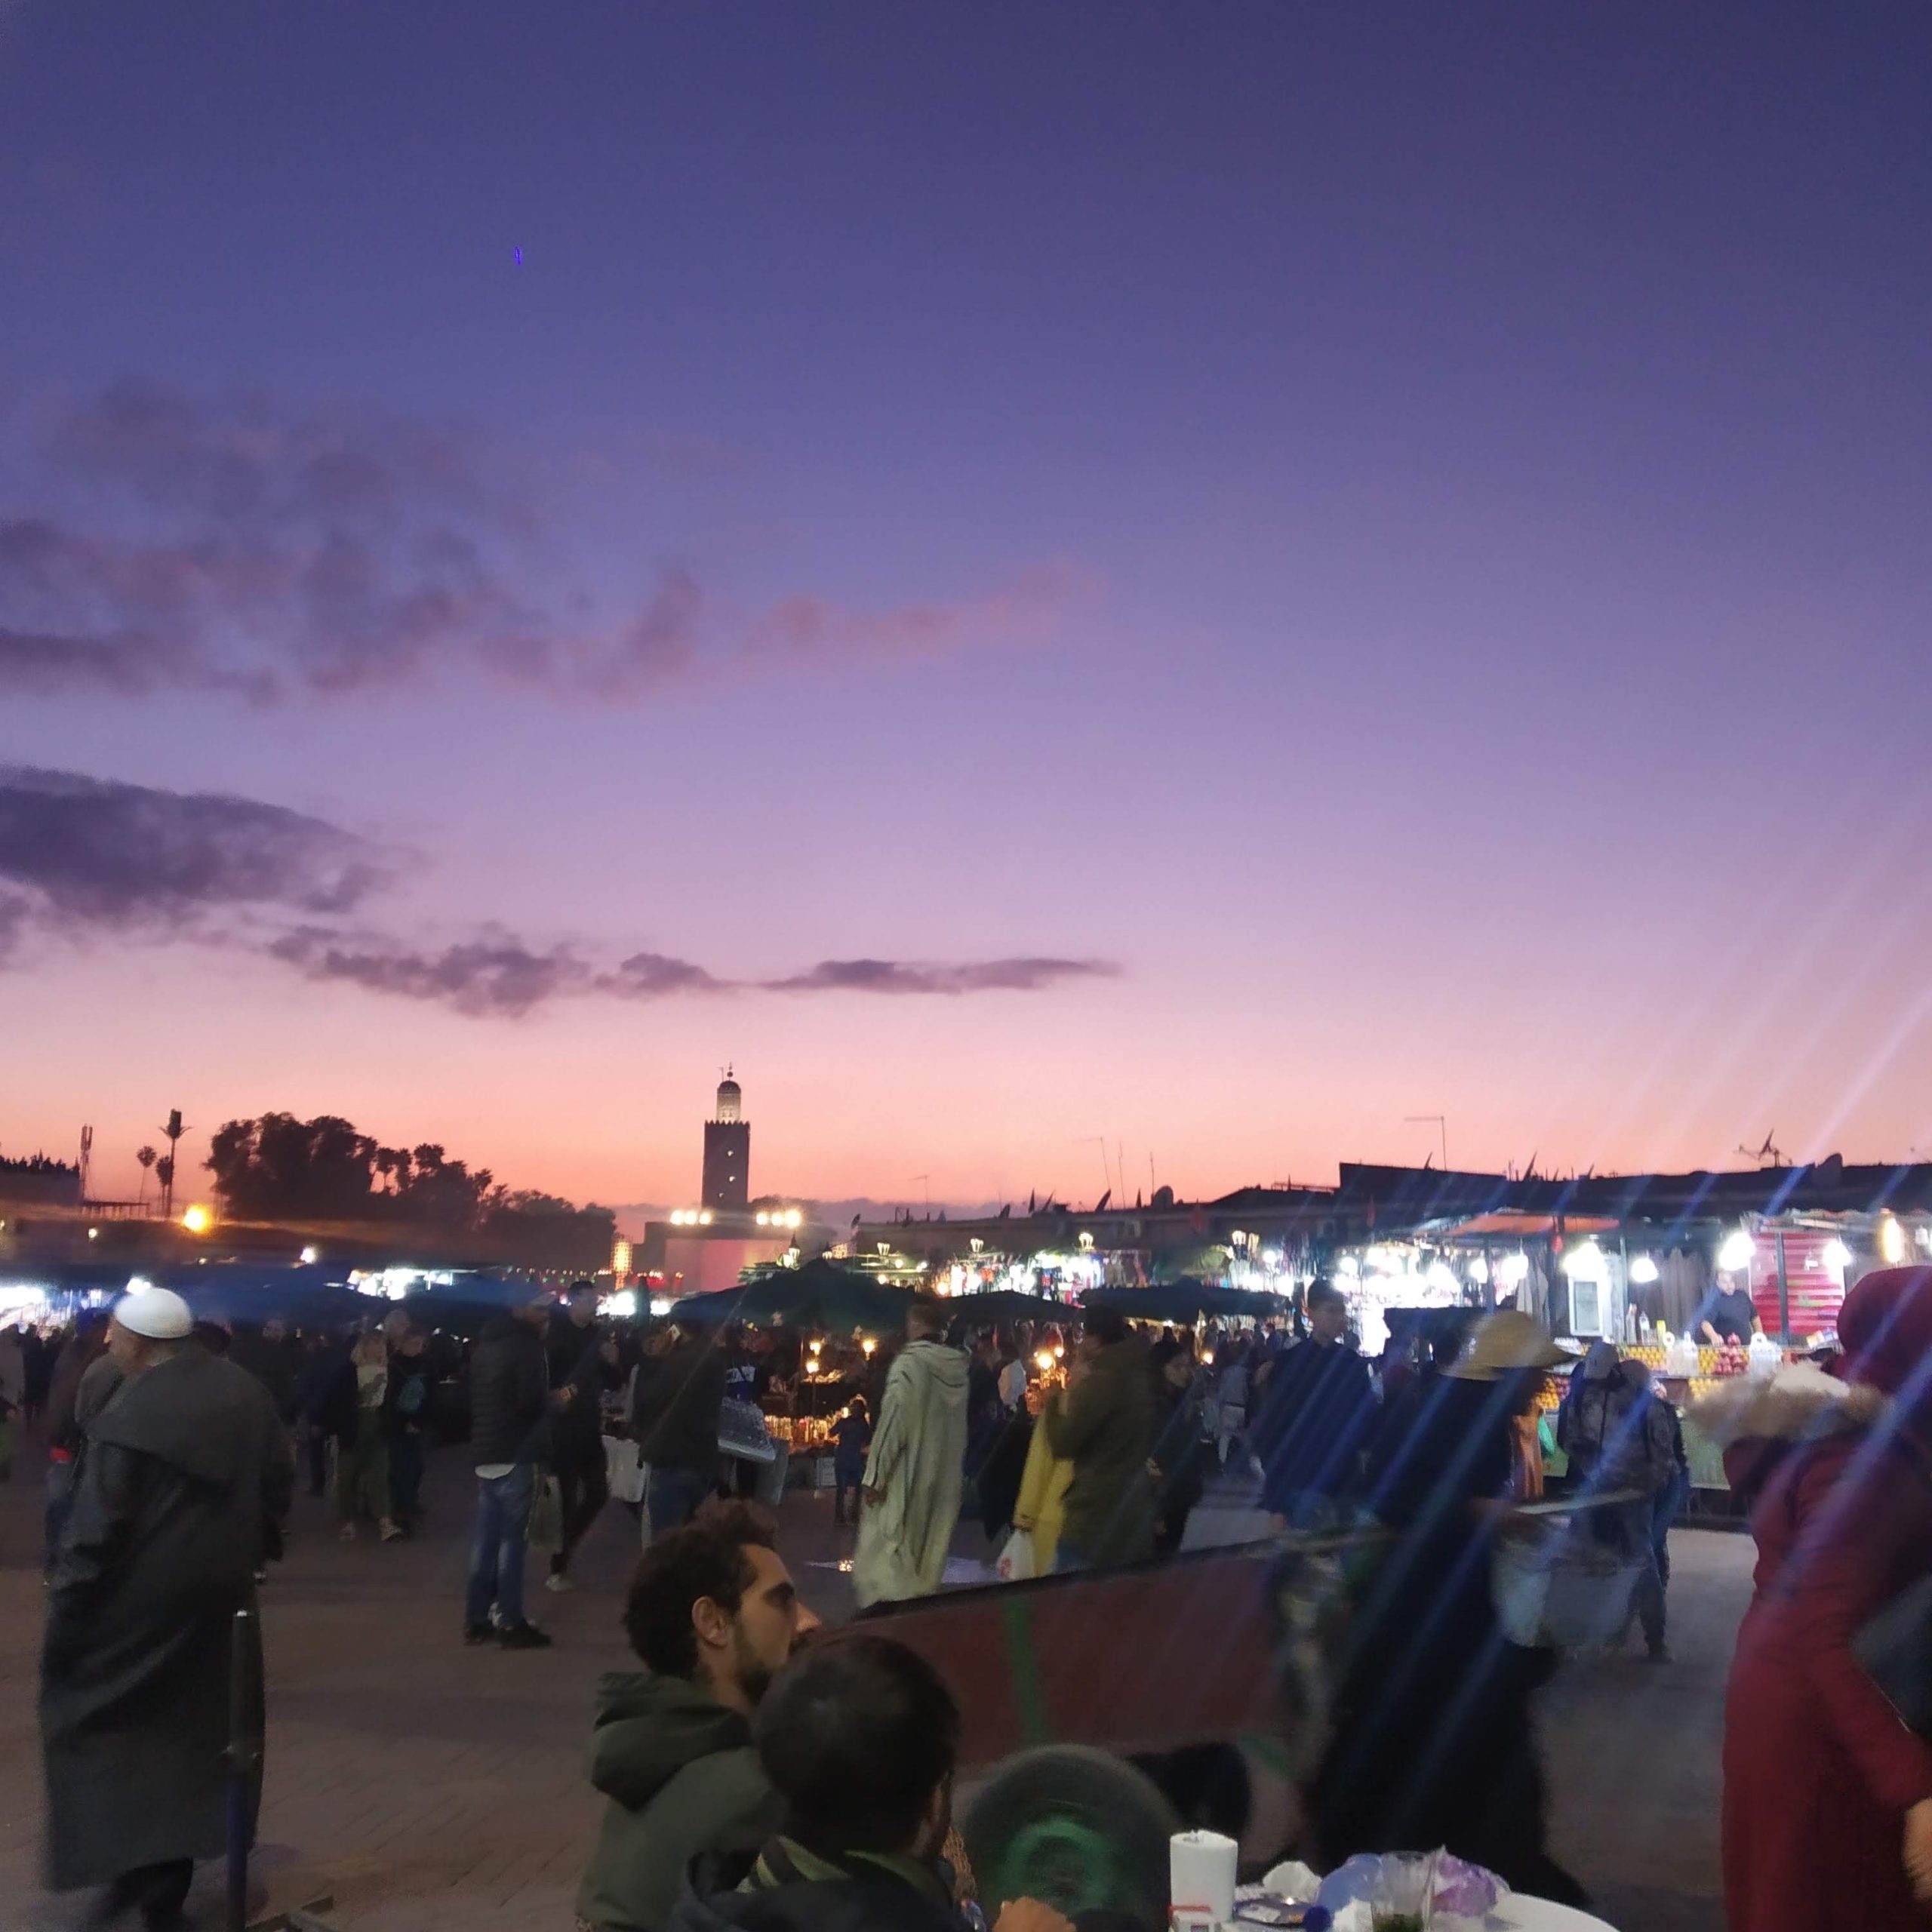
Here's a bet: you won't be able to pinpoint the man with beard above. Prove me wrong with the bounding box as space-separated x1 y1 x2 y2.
41 1287 292 1928
577 1500 822 1932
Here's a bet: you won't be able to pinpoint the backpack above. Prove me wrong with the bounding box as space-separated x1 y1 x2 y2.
1559 1371 1675 1497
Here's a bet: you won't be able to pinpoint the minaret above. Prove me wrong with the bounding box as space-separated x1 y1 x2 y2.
702 1068 750 1210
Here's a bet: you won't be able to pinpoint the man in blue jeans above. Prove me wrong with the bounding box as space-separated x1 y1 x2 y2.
465 1292 558 1648
633 1319 728 1541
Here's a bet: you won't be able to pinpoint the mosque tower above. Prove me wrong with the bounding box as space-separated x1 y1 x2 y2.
701 1068 750 1210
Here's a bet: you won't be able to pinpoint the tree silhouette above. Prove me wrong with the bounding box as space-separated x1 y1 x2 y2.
135 1145 158 1210
201 1109 611 1261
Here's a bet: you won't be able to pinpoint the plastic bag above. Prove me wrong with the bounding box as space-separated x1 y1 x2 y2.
528 1474 564 1552
1257 1862 1321 1905
1493 1519 1641 1649
605 1433 647 1505
1315 1851 1505 1931
995 1527 1035 1582
719 1396 777 1463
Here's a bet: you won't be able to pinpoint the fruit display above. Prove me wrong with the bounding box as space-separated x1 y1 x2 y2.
1625 1342 1746 1377
772 1414 837 1451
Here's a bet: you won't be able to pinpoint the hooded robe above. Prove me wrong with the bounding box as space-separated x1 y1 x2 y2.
41 1344 293 1890
853 1337 968 1608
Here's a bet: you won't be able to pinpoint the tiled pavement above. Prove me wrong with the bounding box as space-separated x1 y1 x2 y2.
0 1441 1741 1932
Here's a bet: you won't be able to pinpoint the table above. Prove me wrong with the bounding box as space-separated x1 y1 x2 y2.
1490 1897 1620 1930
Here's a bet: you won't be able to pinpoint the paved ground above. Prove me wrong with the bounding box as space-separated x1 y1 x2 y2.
0 1435 1745 1932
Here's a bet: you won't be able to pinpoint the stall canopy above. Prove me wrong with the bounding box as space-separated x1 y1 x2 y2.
0 1260 565 1337
671 1259 916 1333
1084 1281 1288 1323
940 1287 1069 1323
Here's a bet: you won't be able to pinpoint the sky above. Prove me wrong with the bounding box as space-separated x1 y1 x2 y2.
3 2 1930 1216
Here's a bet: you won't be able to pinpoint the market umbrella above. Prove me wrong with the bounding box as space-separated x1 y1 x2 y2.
943 1288 1069 1323
671 1259 915 1333
1083 1281 1287 1324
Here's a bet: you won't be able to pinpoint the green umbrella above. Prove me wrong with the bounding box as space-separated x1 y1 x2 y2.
672 1259 915 1334
942 1287 1069 1323
1083 1280 1287 1323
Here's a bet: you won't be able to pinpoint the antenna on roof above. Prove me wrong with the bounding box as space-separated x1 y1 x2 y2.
1737 1131 1783 1168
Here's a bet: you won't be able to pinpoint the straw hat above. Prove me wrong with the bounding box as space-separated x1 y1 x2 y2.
1445 1309 1569 1382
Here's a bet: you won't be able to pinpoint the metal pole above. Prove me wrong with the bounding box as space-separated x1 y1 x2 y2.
1774 1227 1791 1343
226 1606 261 1932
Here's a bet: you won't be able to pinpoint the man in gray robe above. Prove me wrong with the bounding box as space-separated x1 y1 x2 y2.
852 1300 968 1609
41 1286 293 1927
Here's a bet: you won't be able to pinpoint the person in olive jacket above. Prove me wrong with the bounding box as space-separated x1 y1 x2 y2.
578 1501 819 1932
1041 1308 1155 1570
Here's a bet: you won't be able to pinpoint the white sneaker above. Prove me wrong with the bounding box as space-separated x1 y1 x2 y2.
543 1571 574 1593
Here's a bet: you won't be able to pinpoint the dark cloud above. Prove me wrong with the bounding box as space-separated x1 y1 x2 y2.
0 383 1090 703
268 929 595 1020
268 932 731 1017
0 623 160 694
0 764 385 929
1 384 540 701
0 890 31 964
0 764 1117 1015
266 937 1109 1014
602 949 726 997
762 956 1118 995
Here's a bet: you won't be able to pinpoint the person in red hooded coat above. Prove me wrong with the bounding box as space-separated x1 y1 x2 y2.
1699 1266 1932 1932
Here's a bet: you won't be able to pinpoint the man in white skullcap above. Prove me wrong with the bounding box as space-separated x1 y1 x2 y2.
40 1286 293 1927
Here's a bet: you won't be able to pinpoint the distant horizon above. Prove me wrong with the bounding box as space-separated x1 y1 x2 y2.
9 1113 1922 1237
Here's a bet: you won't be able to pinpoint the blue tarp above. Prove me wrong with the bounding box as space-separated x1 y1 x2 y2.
0 1260 557 1333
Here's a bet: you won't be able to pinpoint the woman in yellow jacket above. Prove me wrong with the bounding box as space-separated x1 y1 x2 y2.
1009 1396 1074 1574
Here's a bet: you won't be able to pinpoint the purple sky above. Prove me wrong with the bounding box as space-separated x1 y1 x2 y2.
3 2 1930 1214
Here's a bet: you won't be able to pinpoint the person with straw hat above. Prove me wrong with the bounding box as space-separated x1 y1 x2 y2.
1306 1309 1588 1909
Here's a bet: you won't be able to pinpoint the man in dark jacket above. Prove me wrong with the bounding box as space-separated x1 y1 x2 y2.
41 1313 109 1571
578 1499 820 1932
232 1318 300 1426
294 1330 356 1499
1148 1338 1210 1555
465 1292 557 1649
547 1284 614 1592
41 1286 292 1928
1041 1308 1155 1571
1557 1343 1679 1660
1253 1277 1377 1531
633 1321 728 1540
669 1633 1069 1932
384 1325 435 1534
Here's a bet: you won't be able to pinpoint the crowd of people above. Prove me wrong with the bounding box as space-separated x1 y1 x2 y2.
19 1260 1932 1932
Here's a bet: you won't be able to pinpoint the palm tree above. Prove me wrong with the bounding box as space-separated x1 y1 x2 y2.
135 1144 158 1211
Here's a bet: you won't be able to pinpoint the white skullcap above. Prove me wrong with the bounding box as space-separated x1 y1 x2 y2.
113 1287 194 1341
